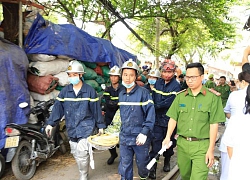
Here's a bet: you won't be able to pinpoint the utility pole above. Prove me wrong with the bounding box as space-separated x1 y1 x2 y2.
155 0 160 68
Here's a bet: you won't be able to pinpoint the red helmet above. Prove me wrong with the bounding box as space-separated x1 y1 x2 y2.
161 59 176 71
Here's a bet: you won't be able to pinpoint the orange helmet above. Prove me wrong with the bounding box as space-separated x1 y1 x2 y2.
161 59 176 71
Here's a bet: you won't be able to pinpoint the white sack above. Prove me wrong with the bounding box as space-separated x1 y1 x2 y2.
28 54 56 62
54 72 69 86
28 95 38 124
30 90 60 102
29 59 69 76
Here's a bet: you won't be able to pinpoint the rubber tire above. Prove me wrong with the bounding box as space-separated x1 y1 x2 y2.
59 143 67 154
11 140 36 180
0 153 5 178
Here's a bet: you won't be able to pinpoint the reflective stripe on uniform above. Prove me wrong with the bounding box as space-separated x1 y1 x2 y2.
152 87 177 96
56 97 99 102
103 92 119 100
118 99 154 106
110 96 119 100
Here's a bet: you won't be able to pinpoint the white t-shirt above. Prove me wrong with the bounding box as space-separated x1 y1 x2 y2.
223 113 250 180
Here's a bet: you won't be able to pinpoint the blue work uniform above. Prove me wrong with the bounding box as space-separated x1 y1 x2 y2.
47 83 106 140
143 83 152 94
103 84 125 126
118 84 155 180
150 78 181 160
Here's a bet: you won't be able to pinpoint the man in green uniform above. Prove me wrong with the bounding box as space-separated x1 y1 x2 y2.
205 74 216 89
215 76 230 107
162 62 225 180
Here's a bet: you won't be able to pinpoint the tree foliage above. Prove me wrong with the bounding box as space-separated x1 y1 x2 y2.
34 0 239 64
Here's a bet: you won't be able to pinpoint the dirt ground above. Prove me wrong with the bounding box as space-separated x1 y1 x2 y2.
1 125 225 180
2 146 177 180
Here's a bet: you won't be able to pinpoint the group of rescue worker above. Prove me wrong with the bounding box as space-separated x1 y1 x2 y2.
102 59 181 179
45 58 226 180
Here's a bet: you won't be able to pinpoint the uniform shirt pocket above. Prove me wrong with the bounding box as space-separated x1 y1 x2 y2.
178 107 188 122
197 106 210 122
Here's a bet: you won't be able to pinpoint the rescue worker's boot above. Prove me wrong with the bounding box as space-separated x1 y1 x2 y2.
149 163 157 179
163 157 170 172
107 147 118 165
75 156 89 180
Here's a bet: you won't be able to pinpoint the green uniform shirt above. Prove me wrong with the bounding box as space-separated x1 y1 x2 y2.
167 86 225 139
215 84 230 107
204 80 216 89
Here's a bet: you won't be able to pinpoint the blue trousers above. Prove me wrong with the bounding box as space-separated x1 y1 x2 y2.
119 143 150 180
149 125 176 160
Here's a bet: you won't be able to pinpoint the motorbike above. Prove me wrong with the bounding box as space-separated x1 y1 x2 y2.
4 99 68 180
0 150 5 178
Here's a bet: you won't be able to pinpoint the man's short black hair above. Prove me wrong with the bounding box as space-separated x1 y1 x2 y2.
186 62 204 75
220 76 226 80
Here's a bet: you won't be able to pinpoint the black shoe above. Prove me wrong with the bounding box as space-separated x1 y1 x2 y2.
163 158 170 172
107 153 118 165
149 170 156 179
149 162 157 179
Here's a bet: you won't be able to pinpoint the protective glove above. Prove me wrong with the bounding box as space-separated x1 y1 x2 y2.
45 125 53 137
98 128 104 135
136 133 147 146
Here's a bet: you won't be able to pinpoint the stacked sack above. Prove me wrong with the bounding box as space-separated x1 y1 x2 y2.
27 54 71 104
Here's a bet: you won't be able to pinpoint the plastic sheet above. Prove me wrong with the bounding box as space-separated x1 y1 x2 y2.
0 38 30 149
24 14 137 67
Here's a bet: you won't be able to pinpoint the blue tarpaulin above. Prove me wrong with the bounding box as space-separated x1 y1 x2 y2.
24 14 136 67
0 38 30 149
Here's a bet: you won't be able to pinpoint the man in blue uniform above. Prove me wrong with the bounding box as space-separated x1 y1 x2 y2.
45 60 105 180
149 59 181 179
103 65 125 165
144 69 161 94
118 59 155 180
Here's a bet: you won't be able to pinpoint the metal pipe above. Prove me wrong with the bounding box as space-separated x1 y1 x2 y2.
18 0 22 48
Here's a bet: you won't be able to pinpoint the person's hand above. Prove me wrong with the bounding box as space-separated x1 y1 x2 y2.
98 128 104 135
45 125 53 137
136 133 147 145
162 136 171 149
205 149 214 168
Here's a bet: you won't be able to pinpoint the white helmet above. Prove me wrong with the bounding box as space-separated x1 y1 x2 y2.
66 60 85 73
108 65 121 76
121 59 139 73
148 69 161 78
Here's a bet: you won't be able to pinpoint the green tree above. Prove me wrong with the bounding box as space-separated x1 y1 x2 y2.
34 0 239 64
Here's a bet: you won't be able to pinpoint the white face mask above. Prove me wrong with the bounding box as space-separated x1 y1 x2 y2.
122 81 135 89
68 76 80 85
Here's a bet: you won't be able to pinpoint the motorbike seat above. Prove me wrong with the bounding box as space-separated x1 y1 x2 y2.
21 123 42 131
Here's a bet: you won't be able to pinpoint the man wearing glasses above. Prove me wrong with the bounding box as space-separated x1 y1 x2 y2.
162 62 225 180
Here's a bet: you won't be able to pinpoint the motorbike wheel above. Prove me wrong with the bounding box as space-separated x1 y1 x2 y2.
0 154 5 178
59 142 67 154
11 140 36 180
